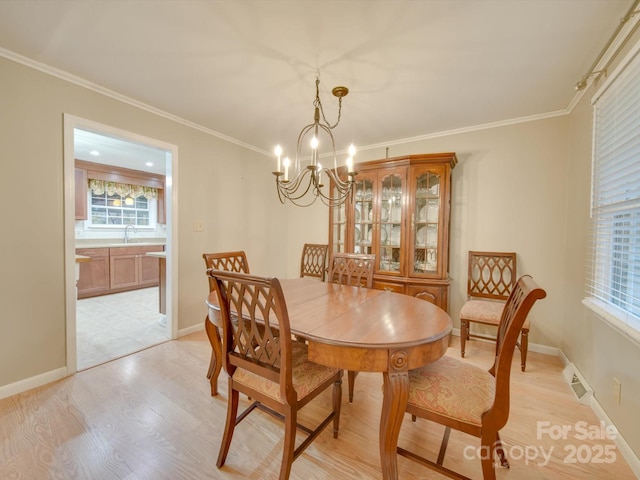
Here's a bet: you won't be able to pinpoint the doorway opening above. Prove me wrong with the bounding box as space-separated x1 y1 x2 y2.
63 115 178 373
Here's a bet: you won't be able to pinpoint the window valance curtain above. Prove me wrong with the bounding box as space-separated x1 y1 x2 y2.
89 179 158 199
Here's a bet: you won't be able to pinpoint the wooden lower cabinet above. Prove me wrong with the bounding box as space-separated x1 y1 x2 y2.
373 276 450 311
77 245 163 298
406 281 449 311
77 248 110 298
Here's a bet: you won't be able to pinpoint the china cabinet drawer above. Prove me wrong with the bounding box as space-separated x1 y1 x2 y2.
407 283 449 311
373 280 404 294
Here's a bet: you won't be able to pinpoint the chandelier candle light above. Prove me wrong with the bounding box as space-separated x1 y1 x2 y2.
273 76 357 207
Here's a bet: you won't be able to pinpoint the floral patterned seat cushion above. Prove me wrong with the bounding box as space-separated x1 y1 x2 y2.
233 340 340 402
460 299 530 329
408 355 495 426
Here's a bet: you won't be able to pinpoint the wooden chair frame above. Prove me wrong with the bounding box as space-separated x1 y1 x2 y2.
460 252 530 371
398 275 546 480
202 251 250 396
209 270 342 480
327 252 375 289
327 252 375 402
299 243 329 281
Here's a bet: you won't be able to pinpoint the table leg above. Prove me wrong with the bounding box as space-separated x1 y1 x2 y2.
379 370 409 480
158 256 166 314
205 315 222 396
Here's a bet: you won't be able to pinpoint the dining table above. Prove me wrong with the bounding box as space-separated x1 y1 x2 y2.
206 277 452 480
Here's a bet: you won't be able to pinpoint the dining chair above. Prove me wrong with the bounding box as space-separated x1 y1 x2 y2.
460 251 530 371
202 251 250 396
209 270 343 480
327 252 375 402
397 275 546 480
327 252 375 289
299 243 329 281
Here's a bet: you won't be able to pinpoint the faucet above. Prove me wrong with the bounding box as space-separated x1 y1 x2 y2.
124 224 137 243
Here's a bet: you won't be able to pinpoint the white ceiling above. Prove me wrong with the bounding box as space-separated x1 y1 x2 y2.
0 0 636 172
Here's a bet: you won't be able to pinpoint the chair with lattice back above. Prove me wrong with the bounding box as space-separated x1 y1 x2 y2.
299 243 329 281
327 252 375 289
202 251 250 395
327 252 375 402
209 270 343 480
459 251 531 371
398 275 546 480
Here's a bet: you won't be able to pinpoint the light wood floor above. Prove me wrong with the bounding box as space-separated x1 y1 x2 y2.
0 331 636 479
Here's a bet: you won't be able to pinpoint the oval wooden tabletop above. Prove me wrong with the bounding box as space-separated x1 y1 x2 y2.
207 277 452 350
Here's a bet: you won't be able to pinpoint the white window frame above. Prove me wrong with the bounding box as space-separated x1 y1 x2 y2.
85 189 158 230
583 37 640 347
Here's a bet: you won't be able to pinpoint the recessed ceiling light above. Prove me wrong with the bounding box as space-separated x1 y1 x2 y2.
90 150 100 156
145 162 153 167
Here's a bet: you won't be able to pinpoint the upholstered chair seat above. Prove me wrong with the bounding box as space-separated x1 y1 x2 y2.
408 355 495 426
234 340 340 402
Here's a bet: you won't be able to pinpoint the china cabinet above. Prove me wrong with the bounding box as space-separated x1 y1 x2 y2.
329 153 457 312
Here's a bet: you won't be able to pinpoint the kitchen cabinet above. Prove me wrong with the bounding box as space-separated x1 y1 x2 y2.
157 188 166 224
329 153 457 312
75 167 88 220
75 159 166 224
76 245 163 298
109 245 163 291
76 248 110 298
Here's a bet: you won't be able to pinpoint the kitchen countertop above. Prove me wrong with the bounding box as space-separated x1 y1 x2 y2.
76 239 166 249
145 251 166 258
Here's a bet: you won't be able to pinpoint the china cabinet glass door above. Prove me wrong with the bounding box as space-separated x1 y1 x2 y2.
378 171 404 274
353 174 375 255
410 166 443 276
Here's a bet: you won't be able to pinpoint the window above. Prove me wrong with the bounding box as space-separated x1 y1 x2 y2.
85 179 158 229
586 42 640 337
87 190 156 227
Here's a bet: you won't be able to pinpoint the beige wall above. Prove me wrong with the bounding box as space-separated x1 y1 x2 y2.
562 29 640 456
0 55 287 388
1 31 639 460
351 118 568 350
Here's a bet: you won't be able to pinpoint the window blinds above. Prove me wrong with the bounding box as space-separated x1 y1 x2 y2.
588 46 640 328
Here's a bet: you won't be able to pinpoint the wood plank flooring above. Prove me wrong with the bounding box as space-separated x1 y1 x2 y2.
0 331 636 479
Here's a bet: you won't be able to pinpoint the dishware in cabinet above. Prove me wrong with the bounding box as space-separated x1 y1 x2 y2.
409 163 451 279
352 172 376 257
375 168 406 275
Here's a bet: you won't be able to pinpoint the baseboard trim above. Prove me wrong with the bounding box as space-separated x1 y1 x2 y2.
590 396 640 478
0 324 205 400
178 322 204 337
0 367 67 401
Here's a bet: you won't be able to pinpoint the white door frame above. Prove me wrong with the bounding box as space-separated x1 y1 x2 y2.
63 114 179 374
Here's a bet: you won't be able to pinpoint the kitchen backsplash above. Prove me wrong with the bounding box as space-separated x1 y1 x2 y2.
75 220 166 242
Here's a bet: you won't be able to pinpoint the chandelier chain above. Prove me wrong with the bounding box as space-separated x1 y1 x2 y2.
314 76 342 130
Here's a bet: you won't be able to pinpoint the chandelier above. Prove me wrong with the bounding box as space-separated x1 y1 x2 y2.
273 76 357 207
